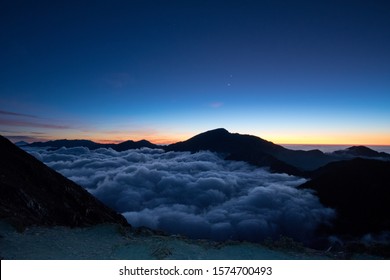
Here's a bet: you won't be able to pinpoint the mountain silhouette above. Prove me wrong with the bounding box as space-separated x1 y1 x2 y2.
331 145 390 160
25 129 389 177
28 138 160 151
300 158 390 236
0 135 129 229
166 128 336 175
113 139 159 151
15 140 28 147
29 139 103 150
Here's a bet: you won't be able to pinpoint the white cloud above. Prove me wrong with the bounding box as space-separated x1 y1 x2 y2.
25 146 335 244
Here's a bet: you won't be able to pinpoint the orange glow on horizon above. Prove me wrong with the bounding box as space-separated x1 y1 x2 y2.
269 133 390 146
92 137 182 145
12 130 390 146
90 132 193 145
89 132 390 146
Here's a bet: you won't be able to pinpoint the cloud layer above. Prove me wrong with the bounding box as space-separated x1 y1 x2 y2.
25 146 334 243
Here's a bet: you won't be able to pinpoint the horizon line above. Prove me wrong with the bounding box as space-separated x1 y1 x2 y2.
3 134 390 147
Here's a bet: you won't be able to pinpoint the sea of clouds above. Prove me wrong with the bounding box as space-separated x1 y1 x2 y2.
25 146 335 243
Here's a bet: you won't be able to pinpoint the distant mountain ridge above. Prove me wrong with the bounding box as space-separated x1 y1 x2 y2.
28 138 160 151
0 135 129 229
331 145 390 160
15 140 28 147
24 128 390 176
30 139 103 149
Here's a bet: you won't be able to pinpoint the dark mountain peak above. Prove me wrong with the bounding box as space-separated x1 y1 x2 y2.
181 128 231 143
171 128 275 149
195 128 277 149
15 140 28 146
29 139 101 149
118 139 135 144
203 127 230 135
166 128 343 175
136 139 155 146
115 139 159 151
348 145 373 151
167 128 305 175
332 145 390 159
0 135 129 229
345 145 377 155
122 139 152 145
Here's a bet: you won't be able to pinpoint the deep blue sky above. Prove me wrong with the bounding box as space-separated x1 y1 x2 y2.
1 0 389 144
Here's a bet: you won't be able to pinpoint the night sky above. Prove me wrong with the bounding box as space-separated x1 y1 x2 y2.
1 0 389 145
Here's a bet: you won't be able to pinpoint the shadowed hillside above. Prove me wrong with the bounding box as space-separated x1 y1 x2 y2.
300 158 390 236
0 135 129 229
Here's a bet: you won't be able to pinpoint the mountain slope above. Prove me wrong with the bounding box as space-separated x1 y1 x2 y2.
0 135 129 228
165 128 301 175
299 158 390 236
166 128 336 175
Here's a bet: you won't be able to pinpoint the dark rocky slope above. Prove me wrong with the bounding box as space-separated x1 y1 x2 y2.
300 158 390 236
0 135 129 229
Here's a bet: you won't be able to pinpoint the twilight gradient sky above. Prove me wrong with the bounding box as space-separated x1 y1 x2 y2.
1 0 389 145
